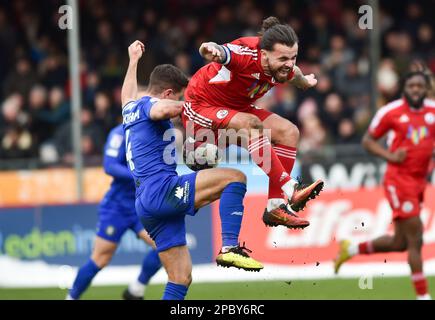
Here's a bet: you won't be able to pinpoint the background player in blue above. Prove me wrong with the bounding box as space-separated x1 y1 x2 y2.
122 40 263 301
66 124 162 300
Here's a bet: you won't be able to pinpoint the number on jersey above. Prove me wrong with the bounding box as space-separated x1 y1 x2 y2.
125 129 135 171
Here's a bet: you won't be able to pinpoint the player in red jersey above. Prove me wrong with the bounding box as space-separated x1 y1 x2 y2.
181 17 323 229
334 70 434 300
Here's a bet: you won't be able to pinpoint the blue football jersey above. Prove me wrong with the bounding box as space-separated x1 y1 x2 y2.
122 96 178 193
99 124 136 215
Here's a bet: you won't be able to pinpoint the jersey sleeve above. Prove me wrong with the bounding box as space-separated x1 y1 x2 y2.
368 107 393 139
103 129 132 180
136 97 160 120
221 40 256 71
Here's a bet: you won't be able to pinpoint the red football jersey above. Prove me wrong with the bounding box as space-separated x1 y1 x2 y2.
369 98 435 179
185 37 295 109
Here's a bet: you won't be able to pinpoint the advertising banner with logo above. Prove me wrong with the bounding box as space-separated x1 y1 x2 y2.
0 203 213 266
212 187 435 265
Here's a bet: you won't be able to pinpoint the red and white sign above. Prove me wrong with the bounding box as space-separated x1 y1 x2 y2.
212 187 435 265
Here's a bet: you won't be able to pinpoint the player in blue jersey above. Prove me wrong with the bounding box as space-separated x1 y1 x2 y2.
122 40 263 300
66 124 162 300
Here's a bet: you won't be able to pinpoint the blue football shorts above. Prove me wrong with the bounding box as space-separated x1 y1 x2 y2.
135 172 198 253
96 210 144 243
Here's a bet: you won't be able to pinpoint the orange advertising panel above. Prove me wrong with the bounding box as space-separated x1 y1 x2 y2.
0 168 112 206
212 187 435 265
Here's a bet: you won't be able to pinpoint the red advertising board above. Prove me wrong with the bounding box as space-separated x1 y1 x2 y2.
212 187 435 265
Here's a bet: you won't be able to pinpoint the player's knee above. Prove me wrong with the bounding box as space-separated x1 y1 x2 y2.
287 121 300 141
398 243 407 252
407 235 423 250
221 169 246 185
92 254 111 268
245 115 263 132
393 242 407 252
273 120 299 144
230 169 246 184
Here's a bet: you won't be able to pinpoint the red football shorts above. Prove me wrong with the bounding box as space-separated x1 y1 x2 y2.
181 98 273 143
383 176 425 220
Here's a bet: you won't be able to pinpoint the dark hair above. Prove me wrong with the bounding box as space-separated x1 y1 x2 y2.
259 16 298 51
401 70 431 90
149 64 189 93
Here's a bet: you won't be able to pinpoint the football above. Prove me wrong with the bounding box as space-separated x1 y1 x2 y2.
183 137 220 171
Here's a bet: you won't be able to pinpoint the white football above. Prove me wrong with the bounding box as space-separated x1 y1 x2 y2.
183 138 220 171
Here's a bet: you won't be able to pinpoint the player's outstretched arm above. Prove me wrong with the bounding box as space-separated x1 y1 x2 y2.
362 132 406 163
289 65 317 90
149 99 184 121
104 155 132 180
103 131 132 180
121 40 145 107
199 42 227 64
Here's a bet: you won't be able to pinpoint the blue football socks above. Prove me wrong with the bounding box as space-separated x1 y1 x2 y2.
69 259 101 299
138 249 161 284
163 282 188 300
219 182 247 248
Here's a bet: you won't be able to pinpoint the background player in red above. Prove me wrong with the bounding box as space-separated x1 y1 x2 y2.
334 70 434 300
181 17 323 230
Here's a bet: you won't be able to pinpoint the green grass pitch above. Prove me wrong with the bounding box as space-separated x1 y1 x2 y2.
1 276 434 300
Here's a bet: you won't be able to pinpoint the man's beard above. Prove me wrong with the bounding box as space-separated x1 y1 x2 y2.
404 92 426 109
270 67 288 83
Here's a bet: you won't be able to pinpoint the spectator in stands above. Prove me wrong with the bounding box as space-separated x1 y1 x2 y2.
0 0 434 167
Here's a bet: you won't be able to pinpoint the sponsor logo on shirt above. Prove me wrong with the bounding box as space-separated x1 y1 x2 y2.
247 82 271 99
406 125 428 145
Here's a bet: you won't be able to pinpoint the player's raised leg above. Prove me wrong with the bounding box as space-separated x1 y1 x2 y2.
67 236 117 300
227 112 312 229
262 113 323 213
194 167 263 271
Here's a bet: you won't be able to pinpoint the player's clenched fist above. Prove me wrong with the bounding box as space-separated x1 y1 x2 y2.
128 40 145 62
302 73 317 90
199 42 223 63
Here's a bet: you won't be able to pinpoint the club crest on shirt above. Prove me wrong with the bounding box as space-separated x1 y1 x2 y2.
424 112 435 125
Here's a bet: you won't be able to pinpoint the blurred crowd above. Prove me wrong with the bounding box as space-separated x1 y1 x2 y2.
0 0 434 168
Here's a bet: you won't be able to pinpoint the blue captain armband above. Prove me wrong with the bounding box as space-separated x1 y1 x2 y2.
221 45 231 65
